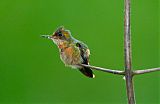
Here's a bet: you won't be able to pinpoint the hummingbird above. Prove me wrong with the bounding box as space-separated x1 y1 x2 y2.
41 26 95 78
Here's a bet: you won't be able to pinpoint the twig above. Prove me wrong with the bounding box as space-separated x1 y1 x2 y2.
79 64 125 75
79 64 160 76
124 0 136 104
133 68 160 75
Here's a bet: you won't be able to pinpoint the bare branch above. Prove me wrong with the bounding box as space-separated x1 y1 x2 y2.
133 68 160 75
124 0 136 103
79 64 125 75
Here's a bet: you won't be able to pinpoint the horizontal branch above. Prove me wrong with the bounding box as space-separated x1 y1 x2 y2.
79 64 160 76
133 67 160 75
79 64 125 75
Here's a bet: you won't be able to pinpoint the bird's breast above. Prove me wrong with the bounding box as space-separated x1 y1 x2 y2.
60 46 82 65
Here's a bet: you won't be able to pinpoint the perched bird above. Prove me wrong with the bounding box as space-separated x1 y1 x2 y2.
41 26 95 78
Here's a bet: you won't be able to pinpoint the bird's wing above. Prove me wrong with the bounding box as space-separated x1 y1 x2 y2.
75 42 95 78
75 42 90 64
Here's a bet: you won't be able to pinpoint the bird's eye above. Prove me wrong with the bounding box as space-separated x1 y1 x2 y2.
58 32 63 37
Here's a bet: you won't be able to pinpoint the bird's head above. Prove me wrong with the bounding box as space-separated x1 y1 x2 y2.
52 26 72 41
41 26 72 45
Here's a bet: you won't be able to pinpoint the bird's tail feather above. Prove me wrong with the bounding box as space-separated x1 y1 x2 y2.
79 67 95 78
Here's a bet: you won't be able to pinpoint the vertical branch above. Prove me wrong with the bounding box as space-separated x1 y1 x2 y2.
124 0 136 104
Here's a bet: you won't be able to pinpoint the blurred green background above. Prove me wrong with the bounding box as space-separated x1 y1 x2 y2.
0 0 159 104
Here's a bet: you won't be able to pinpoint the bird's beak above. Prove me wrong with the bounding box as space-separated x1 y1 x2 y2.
41 35 52 39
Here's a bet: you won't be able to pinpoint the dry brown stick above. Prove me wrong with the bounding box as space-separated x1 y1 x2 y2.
79 64 125 75
80 64 160 76
133 68 160 75
124 0 136 104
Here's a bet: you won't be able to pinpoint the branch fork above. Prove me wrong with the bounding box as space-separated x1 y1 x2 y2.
79 64 160 76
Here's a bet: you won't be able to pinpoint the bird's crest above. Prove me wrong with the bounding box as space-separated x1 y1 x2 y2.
55 26 71 39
